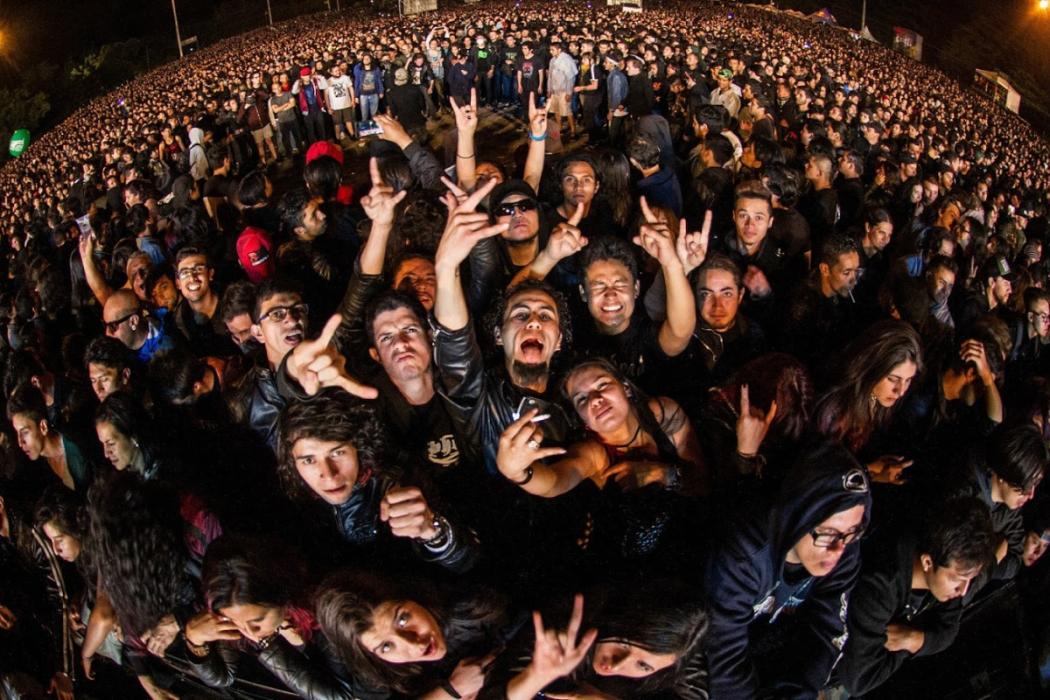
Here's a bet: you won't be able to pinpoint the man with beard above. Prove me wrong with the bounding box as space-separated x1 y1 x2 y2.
779 234 861 369
432 178 572 471
172 248 238 358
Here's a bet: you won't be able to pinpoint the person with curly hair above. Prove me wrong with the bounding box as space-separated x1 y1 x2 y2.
277 388 479 574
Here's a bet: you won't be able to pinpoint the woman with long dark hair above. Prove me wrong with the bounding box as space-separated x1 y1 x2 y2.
498 358 703 498
86 470 221 700
94 391 171 481
183 534 378 699
814 319 923 483
481 581 708 699
496 358 704 567
700 352 814 500
316 569 513 699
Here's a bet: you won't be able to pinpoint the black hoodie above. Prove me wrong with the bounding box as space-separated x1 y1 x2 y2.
705 442 872 699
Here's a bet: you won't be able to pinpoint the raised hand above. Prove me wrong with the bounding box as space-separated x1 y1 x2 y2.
633 197 681 270
542 201 588 266
736 384 777 458
528 91 549 139
528 595 597 685
435 176 507 271
497 408 566 484
867 455 913 485
375 113 412 149
677 210 712 275
286 314 378 399
360 157 407 227
451 88 479 135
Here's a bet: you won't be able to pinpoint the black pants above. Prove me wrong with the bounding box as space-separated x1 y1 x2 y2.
302 109 326 145
278 119 304 153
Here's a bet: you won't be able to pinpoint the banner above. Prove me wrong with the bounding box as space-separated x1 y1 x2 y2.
892 27 923 61
9 129 30 158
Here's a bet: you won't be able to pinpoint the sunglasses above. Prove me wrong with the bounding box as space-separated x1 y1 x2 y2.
105 310 140 334
494 199 538 217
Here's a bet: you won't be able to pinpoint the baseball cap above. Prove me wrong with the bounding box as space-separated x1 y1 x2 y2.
488 179 537 218
980 255 1016 283
237 227 274 283
299 67 312 77
305 140 344 166
717 68 733 80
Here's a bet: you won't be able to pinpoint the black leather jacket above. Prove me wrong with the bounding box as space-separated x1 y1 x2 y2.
431 318 572 472
189 632 387 700
227 361 285 453
332 473 479 574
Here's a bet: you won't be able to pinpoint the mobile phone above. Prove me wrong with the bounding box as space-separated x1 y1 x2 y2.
75 215 93 237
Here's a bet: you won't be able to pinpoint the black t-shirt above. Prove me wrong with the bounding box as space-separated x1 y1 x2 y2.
517 54 540 93
501 46 521 76
203 173 232 199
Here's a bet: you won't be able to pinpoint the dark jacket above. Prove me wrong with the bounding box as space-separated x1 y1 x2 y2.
432 319 572 473
704 443 872 700
637 166 683 218
331 472 479 574
227 362 285 453
189 627 385 700
839 532 963 696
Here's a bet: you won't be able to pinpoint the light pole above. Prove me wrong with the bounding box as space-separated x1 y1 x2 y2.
860 0 867 31
171 0 184 59
266 0 273 25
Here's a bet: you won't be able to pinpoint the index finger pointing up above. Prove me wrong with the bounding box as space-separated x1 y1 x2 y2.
639 195 657 225
568 200 585 227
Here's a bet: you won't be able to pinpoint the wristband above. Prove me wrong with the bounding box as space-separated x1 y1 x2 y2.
442 680 463 699
528 132 548 142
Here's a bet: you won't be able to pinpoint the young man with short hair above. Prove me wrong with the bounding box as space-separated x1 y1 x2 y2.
85 336 134 401
277 389 478 573
172 247 237 358
7 387 92 493
840 497 996 696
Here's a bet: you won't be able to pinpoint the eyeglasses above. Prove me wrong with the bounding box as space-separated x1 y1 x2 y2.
810 526 865 549
494 199 538 217
257 303 309 324
177 264 209 281
1027 311 1050 323
105 310 140 334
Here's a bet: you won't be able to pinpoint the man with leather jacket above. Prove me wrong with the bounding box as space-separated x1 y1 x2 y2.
277 389 478 574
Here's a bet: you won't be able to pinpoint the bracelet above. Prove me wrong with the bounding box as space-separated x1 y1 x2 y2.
442 680 463 699
528 132 548 142
516 465 534 486
456 152 474 159
422 515 450 549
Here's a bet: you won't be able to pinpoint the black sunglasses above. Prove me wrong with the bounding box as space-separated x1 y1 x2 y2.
495 199 538 217
105 310 140 334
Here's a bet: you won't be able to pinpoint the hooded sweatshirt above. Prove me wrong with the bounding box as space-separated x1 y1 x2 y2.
188 128 208 182
705 442 872 700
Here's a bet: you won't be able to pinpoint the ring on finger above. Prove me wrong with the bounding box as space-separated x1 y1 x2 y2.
527 439 541 450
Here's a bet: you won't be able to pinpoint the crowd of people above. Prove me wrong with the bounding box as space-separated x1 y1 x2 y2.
2 0 1050 698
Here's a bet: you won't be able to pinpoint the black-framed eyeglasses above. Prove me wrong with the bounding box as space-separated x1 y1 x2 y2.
494 199 538 217
105 310 140 334
256 303 309 324
177 263 209 281
809 526 865 549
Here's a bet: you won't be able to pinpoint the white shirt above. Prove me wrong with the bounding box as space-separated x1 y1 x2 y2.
326 75 354 111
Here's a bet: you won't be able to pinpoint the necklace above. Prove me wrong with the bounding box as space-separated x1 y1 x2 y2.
608 420 644 451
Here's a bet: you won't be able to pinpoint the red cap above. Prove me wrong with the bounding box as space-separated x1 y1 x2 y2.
305 140 344 166
236 227 274 283
299 67 312 77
